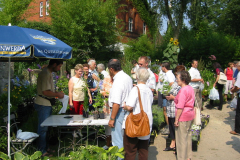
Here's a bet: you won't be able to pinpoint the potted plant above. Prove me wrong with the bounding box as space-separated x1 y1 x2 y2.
83 87 89 118
159 82 172 96
150 130 157 144
93 91 105 119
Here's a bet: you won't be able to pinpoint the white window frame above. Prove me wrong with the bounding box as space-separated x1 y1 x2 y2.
143 23 146 34
46 0 49 16
40 2 43 17
128 17 133 32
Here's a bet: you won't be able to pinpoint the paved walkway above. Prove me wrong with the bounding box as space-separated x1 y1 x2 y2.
148 102 240 160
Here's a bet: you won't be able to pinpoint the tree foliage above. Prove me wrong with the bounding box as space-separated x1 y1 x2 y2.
50 0 121 66
0 0 32 25
124 34 155 62
178 26 240 68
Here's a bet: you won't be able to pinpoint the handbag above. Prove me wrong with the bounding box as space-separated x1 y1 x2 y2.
193 98 201 126
218 72 227 85
125 86 150 138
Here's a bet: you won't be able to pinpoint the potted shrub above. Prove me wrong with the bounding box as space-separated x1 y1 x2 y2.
93 91 105 119
83 87 89 118
150 130 157 144
159 82 172 96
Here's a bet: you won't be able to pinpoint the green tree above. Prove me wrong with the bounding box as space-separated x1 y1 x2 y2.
50 0 121 67
215 0 240 37
124 34 155 62
0 0 32 25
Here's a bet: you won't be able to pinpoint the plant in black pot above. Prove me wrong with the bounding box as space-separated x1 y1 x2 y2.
159 82 172 97
93 91 105 119
83 87 89 118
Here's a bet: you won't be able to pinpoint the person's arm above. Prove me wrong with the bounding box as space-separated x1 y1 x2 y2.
123 105 133 112
224 68 226 75
213 75 220 87
165 94 175 101
92 73 100 82
174 109 183 127
87 88 92 104
191 78 204 82
108 103 120 128
231 86 240 93
42 90 64 99
68 78 74 107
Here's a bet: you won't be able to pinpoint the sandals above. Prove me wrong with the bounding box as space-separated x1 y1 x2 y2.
163 147 176 151
230 131 239 135
41 152 53 157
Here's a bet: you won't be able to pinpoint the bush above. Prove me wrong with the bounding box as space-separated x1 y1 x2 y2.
152 105 165 131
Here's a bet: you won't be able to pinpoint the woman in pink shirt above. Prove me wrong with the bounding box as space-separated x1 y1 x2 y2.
174 71 195 160
224 62 234 101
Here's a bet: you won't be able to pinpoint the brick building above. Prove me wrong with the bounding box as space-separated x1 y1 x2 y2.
24 0 150 43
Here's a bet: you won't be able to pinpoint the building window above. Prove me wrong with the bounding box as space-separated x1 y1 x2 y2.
40 2 43 17
128 18 133 32
143 23 146 34
46 0 49 16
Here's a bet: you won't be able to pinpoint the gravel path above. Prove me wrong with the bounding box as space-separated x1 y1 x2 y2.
148 102 240 160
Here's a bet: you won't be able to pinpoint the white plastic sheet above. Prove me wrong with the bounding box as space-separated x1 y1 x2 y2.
209 87 219 100
17 129 39 140
58 95 69 114
230 97 237 109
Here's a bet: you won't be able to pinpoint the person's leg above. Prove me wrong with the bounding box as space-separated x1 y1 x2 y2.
104 125 112 148
34 104 52 155
137 139 149 160
224 81 229 101
218 84 224 110
158 91 163 107
111 108 125 149
163 99 168 125
175 121 188 160
194 89 202 111
169 118 175 148
234 97 240 133
123 131 138 160
71 100 80 114
79 101 84 115
186 121 193 160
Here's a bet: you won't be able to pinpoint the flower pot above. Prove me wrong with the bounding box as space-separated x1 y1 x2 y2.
83 111 89 118
149 135 155 144
192 140 199 151
99 112 105 119
93 112 99 119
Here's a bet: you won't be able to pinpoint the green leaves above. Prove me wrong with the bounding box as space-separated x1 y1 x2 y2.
50 0 119 64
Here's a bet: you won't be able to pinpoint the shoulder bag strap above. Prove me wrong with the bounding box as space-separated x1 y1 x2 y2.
136 86 144 111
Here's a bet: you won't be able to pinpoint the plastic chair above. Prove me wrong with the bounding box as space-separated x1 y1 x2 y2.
2 114 37 155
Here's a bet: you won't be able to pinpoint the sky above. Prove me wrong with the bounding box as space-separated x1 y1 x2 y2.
160 17 191 35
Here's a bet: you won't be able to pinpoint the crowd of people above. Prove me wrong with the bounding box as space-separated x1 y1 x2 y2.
33 58 240 160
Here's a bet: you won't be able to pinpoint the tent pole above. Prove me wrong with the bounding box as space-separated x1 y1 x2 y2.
8 58 11 158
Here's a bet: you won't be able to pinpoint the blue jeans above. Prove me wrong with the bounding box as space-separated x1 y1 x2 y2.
34 103 52 154
111 107 125 155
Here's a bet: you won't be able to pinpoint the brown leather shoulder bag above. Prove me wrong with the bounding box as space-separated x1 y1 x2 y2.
125 86 150 138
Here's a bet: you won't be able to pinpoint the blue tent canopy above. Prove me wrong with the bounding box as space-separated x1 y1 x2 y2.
0 25 72 61
0 25 72 158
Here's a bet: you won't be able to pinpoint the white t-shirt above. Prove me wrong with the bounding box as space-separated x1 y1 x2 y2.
146 68 156 90
122 84 153 140
101 70 109 78
235 72 240 94
108 70 133 107
188 67 201 89
132 65 139 73
164 70 175 83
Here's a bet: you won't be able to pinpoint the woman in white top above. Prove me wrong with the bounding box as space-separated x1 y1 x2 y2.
68 64 92 114
123 67 153 160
